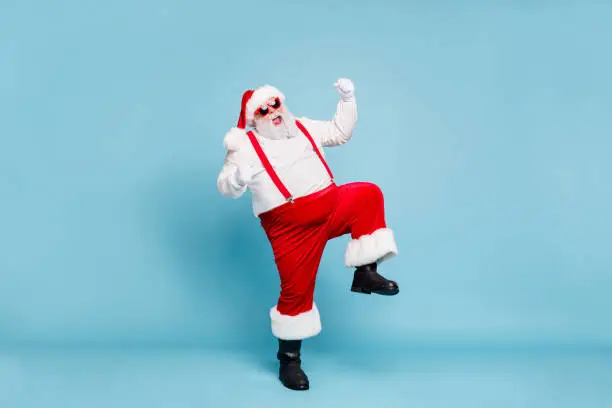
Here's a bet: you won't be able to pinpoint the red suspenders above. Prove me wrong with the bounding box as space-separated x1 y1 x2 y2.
295 120 335 181
246 120 334 203
246 130 294 201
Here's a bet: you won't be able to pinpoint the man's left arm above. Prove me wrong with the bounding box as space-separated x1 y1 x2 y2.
300 78 358 147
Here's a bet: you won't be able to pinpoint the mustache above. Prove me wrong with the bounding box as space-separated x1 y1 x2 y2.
255 109 299 139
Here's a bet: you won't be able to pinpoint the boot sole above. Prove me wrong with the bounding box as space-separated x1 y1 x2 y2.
280 378 309 390
351 286 399 296
282 383 309 391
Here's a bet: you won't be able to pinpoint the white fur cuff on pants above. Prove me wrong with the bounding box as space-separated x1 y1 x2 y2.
269 303 322 340
344 227 398 267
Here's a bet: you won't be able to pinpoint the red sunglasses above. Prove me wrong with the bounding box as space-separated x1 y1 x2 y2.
257 98 282 117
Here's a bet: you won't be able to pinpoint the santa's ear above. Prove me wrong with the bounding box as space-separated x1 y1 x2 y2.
223 127 247 151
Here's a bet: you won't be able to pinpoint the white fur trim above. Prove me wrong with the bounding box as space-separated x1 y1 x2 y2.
246 85 285 126
222 127 247 151
344 228 398 267
269 302 322 340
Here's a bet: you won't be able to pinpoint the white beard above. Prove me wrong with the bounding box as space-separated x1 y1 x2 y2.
254 109 301 140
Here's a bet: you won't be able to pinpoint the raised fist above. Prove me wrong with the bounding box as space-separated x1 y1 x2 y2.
334 78 355 101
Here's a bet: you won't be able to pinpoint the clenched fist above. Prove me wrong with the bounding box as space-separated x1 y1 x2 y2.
334 78 355 101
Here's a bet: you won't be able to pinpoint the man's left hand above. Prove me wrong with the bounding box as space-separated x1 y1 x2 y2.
334 78 355 101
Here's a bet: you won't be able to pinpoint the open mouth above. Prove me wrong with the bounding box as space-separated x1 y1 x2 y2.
271 115 283 126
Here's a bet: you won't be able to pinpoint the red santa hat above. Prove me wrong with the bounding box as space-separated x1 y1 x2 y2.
236 85 285 129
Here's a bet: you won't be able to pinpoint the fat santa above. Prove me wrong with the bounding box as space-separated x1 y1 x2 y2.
216 78 400 390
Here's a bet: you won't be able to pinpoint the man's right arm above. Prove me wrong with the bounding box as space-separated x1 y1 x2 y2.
217 150 248 198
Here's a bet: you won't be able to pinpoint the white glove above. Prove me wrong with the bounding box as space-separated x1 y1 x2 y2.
235 165 254 187
334 78 355 101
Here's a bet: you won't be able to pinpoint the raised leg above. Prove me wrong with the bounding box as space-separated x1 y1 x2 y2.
326 182 399 295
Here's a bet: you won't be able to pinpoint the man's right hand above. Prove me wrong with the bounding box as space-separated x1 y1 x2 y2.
235 165 254 187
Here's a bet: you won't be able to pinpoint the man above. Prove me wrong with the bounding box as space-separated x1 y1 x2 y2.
216 78 399 390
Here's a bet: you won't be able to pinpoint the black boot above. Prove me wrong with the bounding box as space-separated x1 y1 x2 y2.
277 339 309 391
351 262 399 295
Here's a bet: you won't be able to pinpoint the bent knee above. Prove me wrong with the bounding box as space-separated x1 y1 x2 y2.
358 182 384 203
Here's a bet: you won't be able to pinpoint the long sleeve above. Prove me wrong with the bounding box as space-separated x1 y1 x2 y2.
299 97 358 147
217 150 247 198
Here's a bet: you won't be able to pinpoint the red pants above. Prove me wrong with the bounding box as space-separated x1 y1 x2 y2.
259 182 398 340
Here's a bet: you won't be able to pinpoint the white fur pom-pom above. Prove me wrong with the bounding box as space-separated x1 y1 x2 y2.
223 127 247 151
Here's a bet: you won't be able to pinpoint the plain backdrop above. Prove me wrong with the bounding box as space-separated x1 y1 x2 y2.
1 0 611 358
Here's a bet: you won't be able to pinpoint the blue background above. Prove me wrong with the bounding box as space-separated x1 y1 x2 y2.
1 0 611 406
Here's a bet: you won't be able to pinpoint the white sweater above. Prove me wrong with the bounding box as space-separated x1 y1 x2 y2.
217 97 358 216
